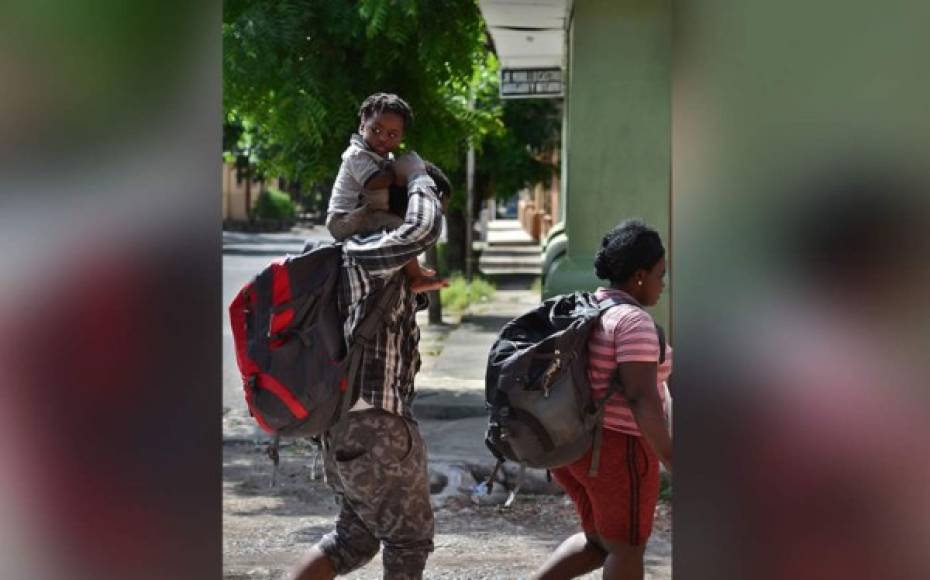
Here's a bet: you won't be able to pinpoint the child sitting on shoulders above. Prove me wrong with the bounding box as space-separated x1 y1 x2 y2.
326 92 446 293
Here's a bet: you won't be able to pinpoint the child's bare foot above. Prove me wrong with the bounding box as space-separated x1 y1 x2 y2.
410 275 449 293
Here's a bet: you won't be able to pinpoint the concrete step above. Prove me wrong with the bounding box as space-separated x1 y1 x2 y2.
486 220 523 230
479 268 541 276
485 221 537 245
479 250 542 276
480 246 542 256
479 267 543 277
482 237 540 247
479 255 543 266
479 218 542 277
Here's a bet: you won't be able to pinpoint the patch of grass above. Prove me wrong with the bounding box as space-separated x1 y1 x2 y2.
659 470 672 501
530 276 542 296
440 274 496 314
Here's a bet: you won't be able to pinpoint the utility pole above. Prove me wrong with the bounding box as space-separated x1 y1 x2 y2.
426 244 442 324
242 151 252 221
465 94 476 282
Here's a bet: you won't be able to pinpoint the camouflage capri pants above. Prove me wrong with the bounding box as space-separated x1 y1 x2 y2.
316 408 434 579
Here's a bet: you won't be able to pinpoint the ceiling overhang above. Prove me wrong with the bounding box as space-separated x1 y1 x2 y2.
478 0 570 69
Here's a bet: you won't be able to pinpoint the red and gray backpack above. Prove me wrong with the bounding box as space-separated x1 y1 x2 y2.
228 241 399 438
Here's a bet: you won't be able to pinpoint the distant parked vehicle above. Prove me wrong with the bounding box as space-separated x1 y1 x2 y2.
497 197 518 218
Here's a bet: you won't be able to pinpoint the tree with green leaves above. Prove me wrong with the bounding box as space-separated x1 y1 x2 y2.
477 98 562 202
442 81 563 274
223 0 561 274
224 0 499 205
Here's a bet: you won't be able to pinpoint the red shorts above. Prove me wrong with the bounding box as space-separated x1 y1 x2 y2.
551 429 660 546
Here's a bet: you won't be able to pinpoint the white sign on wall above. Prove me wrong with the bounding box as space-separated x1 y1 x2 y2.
500 67 563 99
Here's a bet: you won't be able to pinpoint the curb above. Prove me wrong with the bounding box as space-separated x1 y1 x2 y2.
412 390 487 420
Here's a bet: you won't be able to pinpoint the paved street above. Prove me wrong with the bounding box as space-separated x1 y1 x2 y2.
221 230 672 579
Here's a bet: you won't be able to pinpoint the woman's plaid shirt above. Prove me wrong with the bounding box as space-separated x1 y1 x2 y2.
338 172 442 419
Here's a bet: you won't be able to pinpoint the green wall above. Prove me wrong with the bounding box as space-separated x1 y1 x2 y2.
544 0 671 328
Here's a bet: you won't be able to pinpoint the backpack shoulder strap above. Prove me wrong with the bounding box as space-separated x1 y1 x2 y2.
353 273 403 346
596 296 635 312
341 273 404 408
596 295 666 364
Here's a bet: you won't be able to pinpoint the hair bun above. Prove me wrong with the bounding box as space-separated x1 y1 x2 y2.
591 219 664 284
593 247 611 280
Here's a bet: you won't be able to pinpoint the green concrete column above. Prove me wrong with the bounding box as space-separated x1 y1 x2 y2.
544 0 671 328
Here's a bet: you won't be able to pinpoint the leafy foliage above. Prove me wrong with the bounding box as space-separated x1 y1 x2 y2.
224 0 500 189
478 97 562 201
253 188 297 220
224 0 561 273
444 60 562 212
660 469 673 501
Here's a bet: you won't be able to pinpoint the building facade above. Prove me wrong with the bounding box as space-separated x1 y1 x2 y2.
480 0 671 327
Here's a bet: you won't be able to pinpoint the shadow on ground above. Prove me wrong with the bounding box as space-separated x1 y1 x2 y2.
457 314 519 334
223 441 671 580
224 442 337 519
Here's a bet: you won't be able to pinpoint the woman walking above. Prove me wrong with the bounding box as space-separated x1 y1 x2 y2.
532 219 673 580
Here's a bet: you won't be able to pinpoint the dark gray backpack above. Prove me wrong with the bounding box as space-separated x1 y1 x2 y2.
483 291 665 496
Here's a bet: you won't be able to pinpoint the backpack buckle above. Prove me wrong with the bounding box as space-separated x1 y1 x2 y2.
489 421 503 441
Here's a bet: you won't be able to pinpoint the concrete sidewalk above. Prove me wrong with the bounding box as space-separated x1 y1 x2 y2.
412 284 540 420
